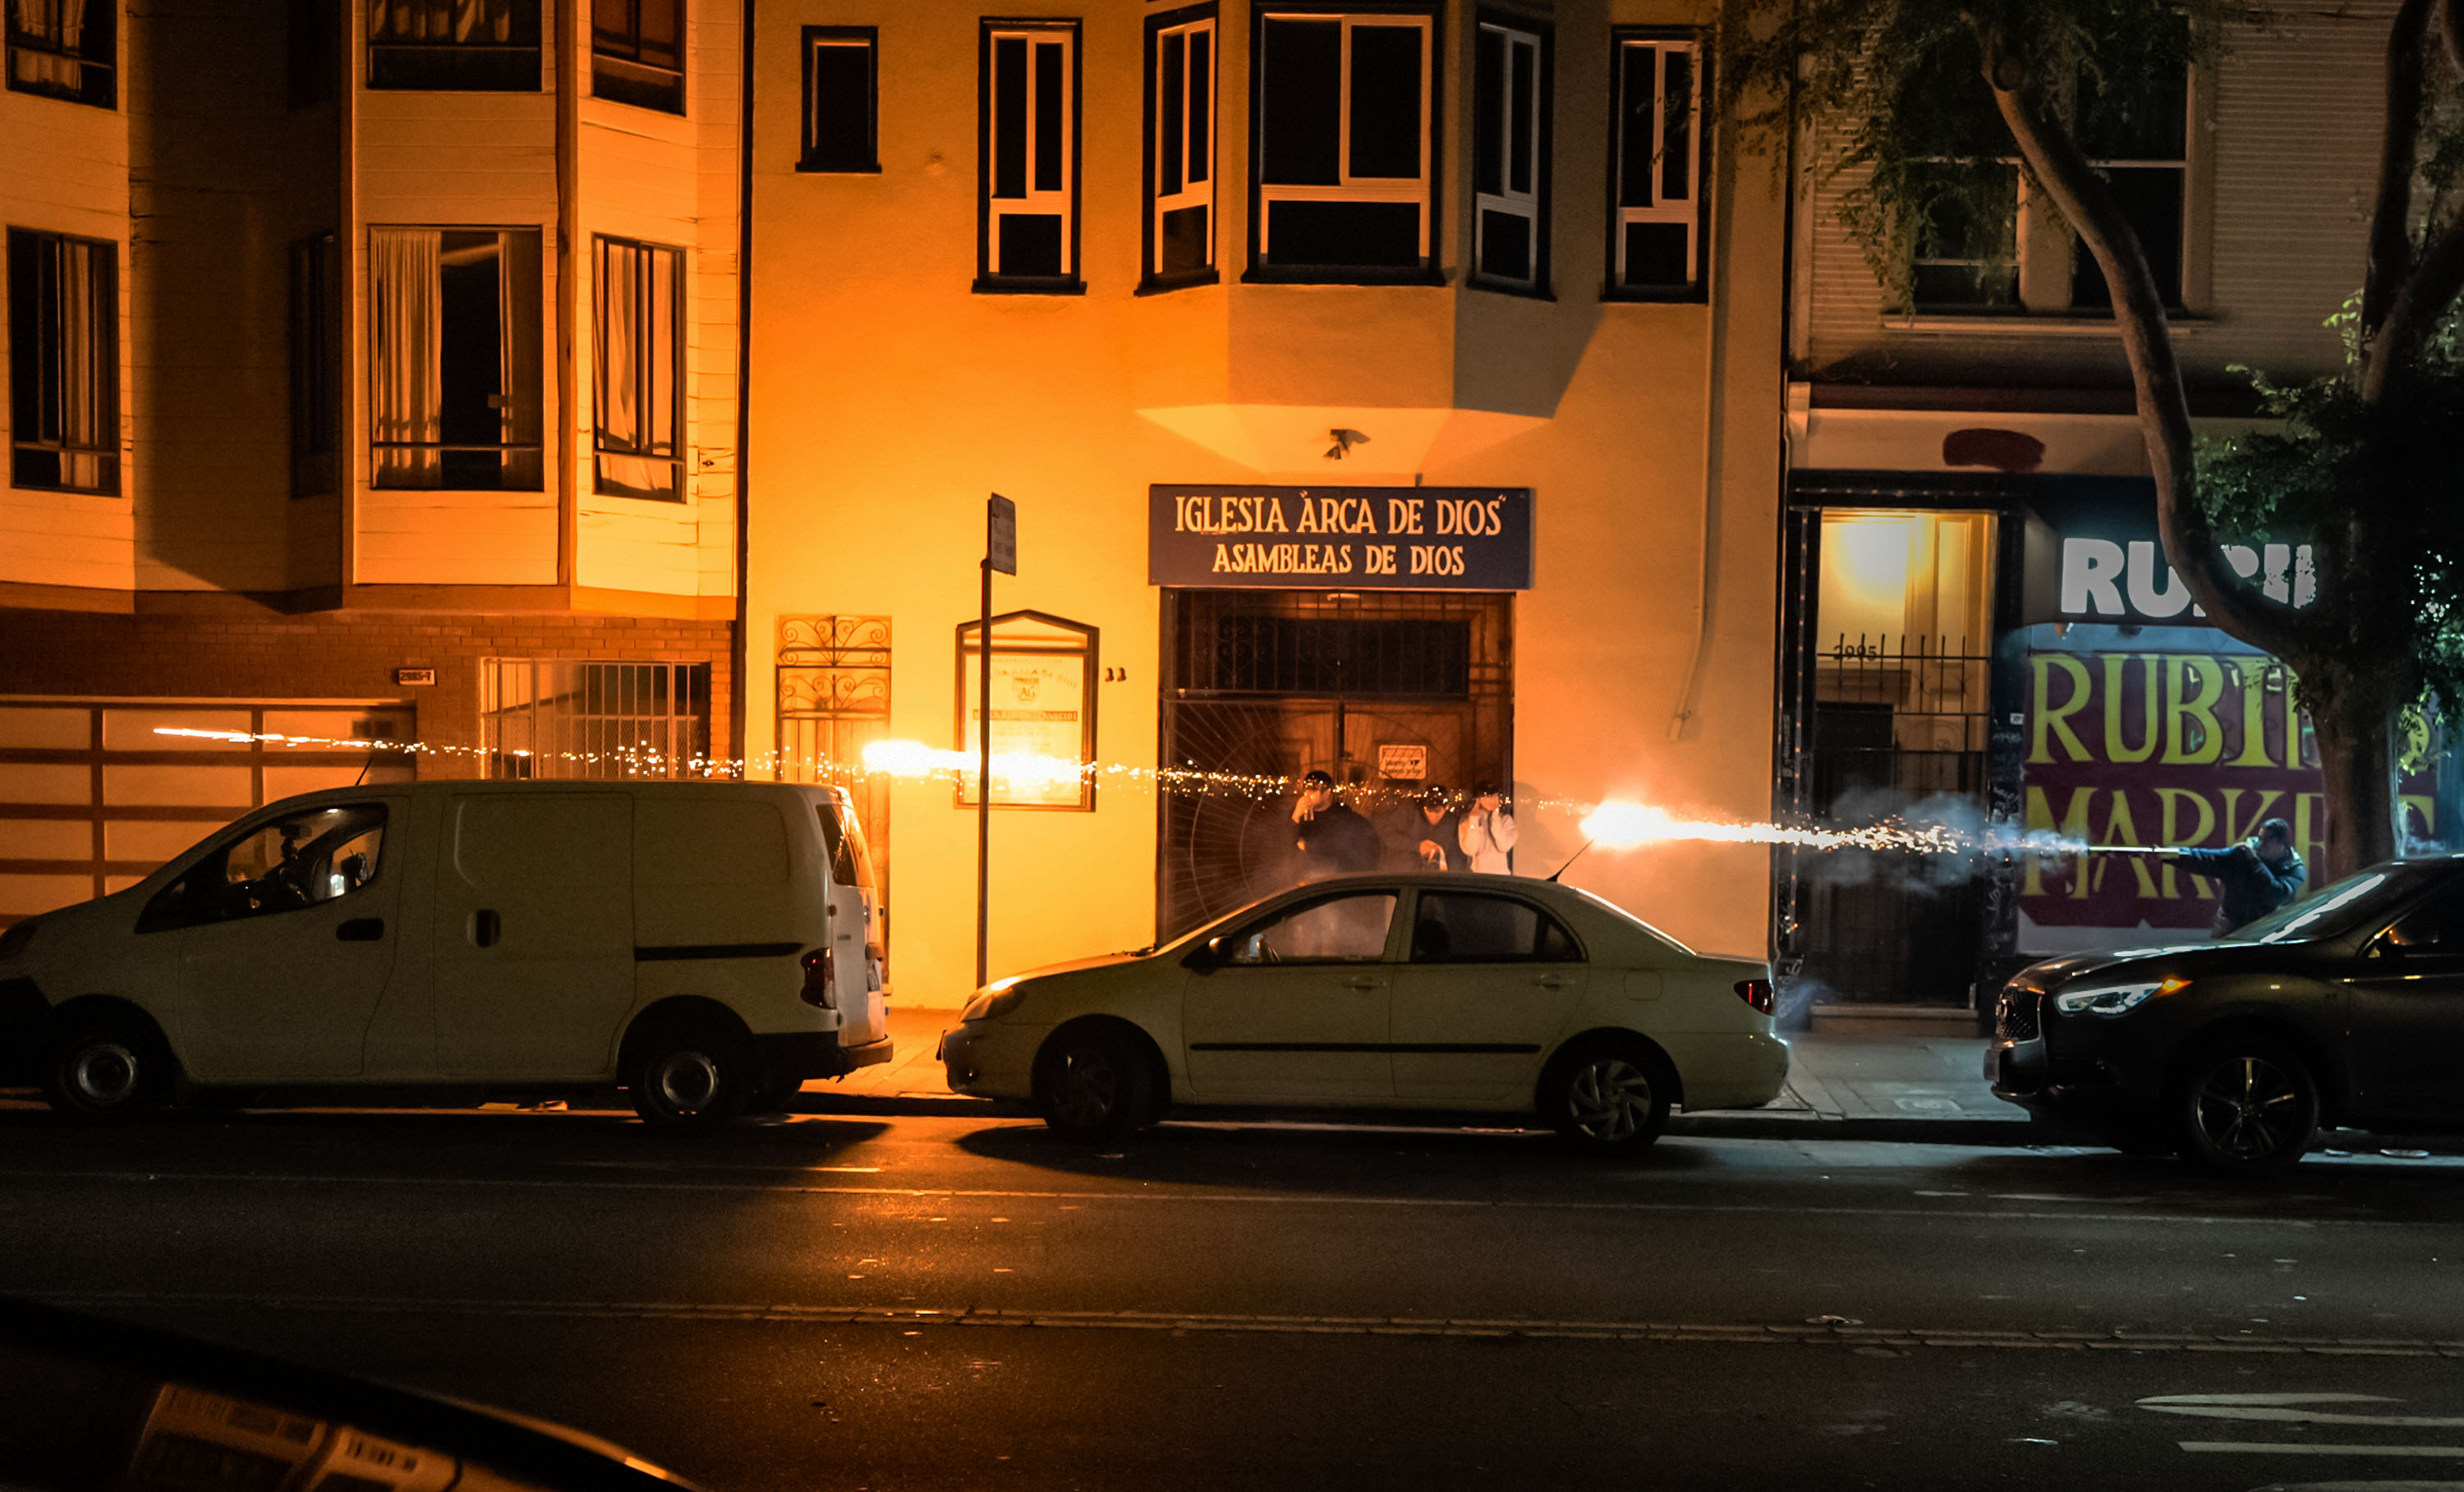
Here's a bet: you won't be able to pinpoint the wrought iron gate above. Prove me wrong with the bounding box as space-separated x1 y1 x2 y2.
776 615 893 899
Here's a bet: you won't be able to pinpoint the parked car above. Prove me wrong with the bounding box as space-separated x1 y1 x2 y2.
1987 856 2464 1173
937 873 1788 1150
0 781 888 1130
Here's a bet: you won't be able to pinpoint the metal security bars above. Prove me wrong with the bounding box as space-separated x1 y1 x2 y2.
480 660 710 778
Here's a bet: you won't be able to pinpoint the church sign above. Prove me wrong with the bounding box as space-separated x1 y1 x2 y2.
1149 485 1533 590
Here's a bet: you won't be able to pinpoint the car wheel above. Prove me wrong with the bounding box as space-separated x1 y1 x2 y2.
627 1024 752 1132
2175 1037 2319 1177
41 1010 170 1124
1545 1040 1673 1155
1034 1026 1153 1143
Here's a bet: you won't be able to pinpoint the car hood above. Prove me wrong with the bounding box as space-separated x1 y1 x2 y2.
1007 949 1158 985
2016 937 2317 989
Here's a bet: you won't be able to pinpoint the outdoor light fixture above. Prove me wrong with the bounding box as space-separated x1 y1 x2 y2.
2053 977 2190 1017
1325 428 1370 460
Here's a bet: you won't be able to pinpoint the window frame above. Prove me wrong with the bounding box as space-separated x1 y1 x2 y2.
366 224 546 493
5 0 115 108
1470 10 1550 296
7 227 121 498
1245 3 1443 286
135 801 393 934
974 18 1083 295
1142 4 1220 292
1406 888 1586 964
1220 888 1403 965
365 0 542 93
591 234 687 505
591 0 685 115
798 25 880 173
289 231 338 498
1605 26 1707 302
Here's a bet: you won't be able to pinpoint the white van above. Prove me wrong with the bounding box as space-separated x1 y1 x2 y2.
0 780 889 1129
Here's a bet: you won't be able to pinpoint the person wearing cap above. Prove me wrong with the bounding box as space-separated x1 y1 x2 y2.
1458 780 1518 875
1290 768 1380 879
1394 783 1468 872
2167 817 2306 935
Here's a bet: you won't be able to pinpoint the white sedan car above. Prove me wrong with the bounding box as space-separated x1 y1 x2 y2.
938 873 1789 1150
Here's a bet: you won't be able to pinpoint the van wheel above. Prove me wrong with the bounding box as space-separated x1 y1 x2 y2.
2175 1037 2318 1177
42 1010 170 1124
1543 1039 1673 1155
627 1025 752 1132
1034 1026 1153 1143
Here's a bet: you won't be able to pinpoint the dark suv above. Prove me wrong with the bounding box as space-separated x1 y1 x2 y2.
1987 858 2464 1173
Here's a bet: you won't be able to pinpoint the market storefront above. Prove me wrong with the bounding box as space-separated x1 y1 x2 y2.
1777 472 2454 1009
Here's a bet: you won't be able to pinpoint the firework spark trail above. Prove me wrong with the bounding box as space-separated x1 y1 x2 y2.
154 728 2101 859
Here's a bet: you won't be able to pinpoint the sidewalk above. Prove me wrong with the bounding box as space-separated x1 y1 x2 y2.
802 1005 2043 1145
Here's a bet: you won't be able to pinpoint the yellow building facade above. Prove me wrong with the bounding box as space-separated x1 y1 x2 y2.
741 1 1786 1004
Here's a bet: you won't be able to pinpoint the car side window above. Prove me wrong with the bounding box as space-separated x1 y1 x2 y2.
1410 893 1583 963
1225 893 1397 964
138 804 389 933
2383 887 2464 954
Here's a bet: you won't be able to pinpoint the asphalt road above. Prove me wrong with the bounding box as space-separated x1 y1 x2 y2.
2 1097 2462 1492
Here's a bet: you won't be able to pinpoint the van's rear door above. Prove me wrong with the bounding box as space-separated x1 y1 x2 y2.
818 794 886 1050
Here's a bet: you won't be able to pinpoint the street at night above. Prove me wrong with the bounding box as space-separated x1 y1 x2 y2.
7 1099 2463 1490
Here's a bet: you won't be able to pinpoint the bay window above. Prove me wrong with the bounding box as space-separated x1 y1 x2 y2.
594 236 684 503
367 0 540 92
368 227 543 491
7 228 118 495
1145 7 1217 286
7 0 114 107
1472 16 1547 292
592 0 683 114
1609 30 1703 296
1251 9 1436 280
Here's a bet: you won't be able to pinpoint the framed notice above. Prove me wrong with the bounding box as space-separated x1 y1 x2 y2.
954 610 1098 810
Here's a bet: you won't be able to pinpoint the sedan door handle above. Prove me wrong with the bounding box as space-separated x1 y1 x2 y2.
336 917 385 943
468 909 501 948
1341 977 1387 991
1531 976 1574 989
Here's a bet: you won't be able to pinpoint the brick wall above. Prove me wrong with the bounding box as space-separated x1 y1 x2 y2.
0 606 737 776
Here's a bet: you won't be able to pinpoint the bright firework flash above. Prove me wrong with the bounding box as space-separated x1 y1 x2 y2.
154 726 2102 861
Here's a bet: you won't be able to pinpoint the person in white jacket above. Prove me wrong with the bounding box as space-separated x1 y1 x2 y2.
1457 781 1517 873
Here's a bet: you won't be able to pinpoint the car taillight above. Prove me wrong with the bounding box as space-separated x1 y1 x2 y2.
1734 978 1774 1016
801 948 836 1009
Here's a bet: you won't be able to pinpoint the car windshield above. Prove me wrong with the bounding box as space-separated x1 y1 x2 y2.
2236 864 2434 944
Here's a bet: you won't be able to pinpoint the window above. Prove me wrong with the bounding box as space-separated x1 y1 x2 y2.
592 0 682 113
800 26 877 172
978 21 1078 289
1472 16 1547 292
7 228 118 495
289 232 336 497
1144 6 1216 286
1225 891 1397 963
1252 10 1435 278
1609 30 1703 296
593 236 683 503
367 0 540 91
480 659 711 778
368 227 543 491
1409 893 1579 962
7 0 113 107
136 804 388 933
1905 36 2188 313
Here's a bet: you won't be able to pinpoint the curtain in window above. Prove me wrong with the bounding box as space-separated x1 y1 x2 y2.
11 0 88 88
35 236 117 491
593 239 678 500
496 229 543 489
369 0 513 44
370 227 442 489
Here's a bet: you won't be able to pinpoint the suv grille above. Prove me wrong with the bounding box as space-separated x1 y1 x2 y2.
1994 985 2041 1041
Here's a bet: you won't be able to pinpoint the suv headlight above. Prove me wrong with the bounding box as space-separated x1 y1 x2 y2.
962 976 1029 1022
2053 977 2188 1017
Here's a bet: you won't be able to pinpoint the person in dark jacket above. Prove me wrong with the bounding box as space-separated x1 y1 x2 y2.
2168 818 2307 935
1383 783 1468 871
1290 769 1380 879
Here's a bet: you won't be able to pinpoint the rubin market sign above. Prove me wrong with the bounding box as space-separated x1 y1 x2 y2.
1150 485 1533 590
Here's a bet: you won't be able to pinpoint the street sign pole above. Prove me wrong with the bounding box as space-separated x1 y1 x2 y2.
977 495 1017 989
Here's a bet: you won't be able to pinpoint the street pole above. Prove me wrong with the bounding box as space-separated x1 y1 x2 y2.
977 494 1016 991
976 553 992 989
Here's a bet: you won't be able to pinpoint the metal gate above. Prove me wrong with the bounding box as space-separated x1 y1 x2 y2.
1774 506 1997 1006
1157 590 1512 940
775 615 893 902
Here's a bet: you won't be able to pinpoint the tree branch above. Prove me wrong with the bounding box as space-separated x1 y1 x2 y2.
2366 208 2464 405
1972 23 2307 659
2363 0 2439 337
2446 0 2464 71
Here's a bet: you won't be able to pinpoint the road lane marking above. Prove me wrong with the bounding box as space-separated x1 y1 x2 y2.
2142 1396 2464 1430
35 1292 2464 1356
2180 1444 2464 1457
0 1169 2409 1228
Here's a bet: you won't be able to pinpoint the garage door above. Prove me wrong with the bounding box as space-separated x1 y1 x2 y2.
0 699 416 927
